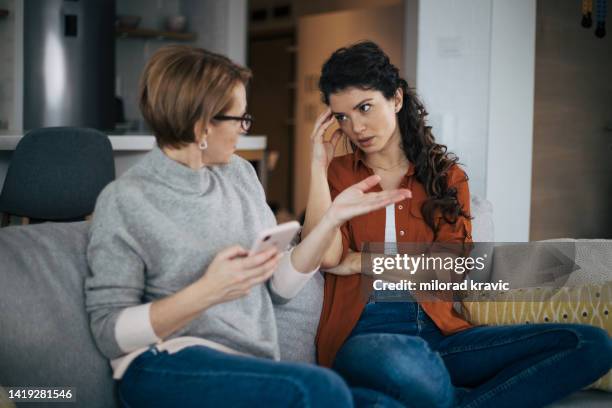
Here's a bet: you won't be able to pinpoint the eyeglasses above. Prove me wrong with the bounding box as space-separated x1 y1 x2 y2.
213 113 254 133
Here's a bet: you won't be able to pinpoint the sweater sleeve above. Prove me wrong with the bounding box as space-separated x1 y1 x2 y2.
85 184 161 360
267 248 318 304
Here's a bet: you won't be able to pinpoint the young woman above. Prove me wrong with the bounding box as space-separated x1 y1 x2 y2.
303 41 612 408
85 45 412 407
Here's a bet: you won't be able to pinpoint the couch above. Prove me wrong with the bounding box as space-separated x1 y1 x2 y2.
0 196 610 407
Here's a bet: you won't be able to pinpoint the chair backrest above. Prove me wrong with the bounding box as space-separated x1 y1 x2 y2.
0 127 115 220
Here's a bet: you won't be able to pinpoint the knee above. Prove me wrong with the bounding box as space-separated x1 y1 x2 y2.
394 349 454 408
574 325 612 370
382 337 454 408
335 334 454 408
301 366 353 407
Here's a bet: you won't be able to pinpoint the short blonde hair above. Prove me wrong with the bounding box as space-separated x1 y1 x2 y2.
139 45 251 148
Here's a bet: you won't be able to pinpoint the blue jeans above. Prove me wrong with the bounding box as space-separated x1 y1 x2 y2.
118 344 404 407
333 301 612 408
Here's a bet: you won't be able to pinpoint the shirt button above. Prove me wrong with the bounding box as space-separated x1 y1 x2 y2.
398 205 403 210
399 230 405 236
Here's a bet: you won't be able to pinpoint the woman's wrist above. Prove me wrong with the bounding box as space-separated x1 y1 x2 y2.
349 252 362 274
186 278 217 312
310 162 328 177
149 280 213 340
321 209 342 230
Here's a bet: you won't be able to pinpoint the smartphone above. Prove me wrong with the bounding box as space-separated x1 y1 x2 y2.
250 221 301 255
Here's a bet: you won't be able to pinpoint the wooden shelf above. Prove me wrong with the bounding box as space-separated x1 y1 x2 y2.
116 27 196 42
0 9 9 18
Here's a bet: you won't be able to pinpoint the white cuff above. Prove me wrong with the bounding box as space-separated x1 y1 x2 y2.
114 303 161 353
270 249 318 299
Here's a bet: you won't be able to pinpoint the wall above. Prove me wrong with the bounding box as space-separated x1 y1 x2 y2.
115 0 182 125
248 35 294 209
182 0 246 65
292 0 401 17
486 0 536 242
249 0 401 19
411 0 536 242
530 0 612 239
414 0 492 200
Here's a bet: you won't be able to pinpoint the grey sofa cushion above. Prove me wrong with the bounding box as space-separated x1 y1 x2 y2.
274 271 324 363
0 222 117 408
540 239 612 287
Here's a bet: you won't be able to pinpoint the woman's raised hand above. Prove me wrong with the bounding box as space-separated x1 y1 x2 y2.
326 175 412 227
310 108 343 170
196 246 281 306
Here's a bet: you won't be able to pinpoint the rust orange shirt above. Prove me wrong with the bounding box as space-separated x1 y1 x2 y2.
315 150 474 367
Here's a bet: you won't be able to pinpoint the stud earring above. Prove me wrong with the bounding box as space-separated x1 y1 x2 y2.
199 139 208 150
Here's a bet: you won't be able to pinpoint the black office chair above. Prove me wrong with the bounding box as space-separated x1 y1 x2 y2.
0 127 115 226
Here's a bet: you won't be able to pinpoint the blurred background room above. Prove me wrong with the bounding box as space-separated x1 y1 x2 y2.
0 0 610 241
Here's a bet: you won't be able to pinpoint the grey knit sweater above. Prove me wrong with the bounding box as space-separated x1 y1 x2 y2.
85 147 285 362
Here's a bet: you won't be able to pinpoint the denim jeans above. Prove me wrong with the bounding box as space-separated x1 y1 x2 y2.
118 344 404 407
333 301 612 408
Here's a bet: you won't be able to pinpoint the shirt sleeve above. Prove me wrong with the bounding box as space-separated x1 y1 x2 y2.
267 248 318 304
328 165 353 262
85 185 161 360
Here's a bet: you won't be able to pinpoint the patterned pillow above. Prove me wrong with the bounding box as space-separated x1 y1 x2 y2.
460 282 612 391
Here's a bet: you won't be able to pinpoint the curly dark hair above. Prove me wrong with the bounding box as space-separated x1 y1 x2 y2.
319 41 470 239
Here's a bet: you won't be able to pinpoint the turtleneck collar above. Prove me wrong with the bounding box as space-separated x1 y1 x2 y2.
147 146 212 195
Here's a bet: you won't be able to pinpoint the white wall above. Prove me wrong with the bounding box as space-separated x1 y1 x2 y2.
413 0 492 203
409 0 535 242
486 0 535 242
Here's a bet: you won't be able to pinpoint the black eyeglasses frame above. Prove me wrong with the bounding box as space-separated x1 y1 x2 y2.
212 113 254 132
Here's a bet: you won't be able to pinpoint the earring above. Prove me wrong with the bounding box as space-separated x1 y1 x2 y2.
199 139 208 150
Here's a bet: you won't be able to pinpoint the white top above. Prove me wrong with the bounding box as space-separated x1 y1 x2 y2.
385 204 398 255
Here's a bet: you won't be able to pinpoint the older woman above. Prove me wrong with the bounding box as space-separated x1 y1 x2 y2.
85 45 410 407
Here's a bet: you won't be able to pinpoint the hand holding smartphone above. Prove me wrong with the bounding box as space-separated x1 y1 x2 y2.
249 221 301 256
